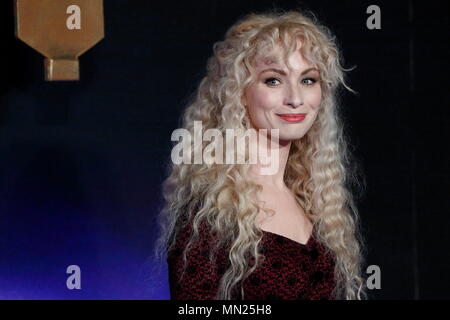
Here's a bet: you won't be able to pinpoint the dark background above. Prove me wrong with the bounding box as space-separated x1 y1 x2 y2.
0 0 448 299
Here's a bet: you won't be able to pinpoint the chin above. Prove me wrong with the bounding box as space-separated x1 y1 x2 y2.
277 134 306 143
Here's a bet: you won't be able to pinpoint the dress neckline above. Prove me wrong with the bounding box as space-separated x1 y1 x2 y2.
261 229 314 247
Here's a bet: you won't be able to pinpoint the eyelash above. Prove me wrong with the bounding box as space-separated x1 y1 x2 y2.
264 77 318 86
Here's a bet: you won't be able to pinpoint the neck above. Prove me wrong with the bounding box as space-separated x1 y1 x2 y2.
248 132 291 191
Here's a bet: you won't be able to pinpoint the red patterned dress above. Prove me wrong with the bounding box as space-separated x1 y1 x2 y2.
167 215 336 300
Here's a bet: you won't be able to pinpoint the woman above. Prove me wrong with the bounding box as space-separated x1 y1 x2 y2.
154 10 366 300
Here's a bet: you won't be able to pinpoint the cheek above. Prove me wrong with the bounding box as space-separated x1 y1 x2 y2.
244 87 275 129
308 87 322 109
246 86 278 111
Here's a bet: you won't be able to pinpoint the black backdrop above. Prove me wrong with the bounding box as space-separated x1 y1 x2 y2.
0 0 448 299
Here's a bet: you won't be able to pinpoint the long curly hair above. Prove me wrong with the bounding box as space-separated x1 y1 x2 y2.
153 9 366 300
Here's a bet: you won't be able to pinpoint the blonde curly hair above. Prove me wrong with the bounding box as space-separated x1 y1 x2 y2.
154 9 366 300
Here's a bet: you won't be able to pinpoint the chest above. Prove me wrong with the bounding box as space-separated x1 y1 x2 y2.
241 231 336 300
255 188 313 245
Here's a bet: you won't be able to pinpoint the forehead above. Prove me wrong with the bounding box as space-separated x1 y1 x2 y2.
253 40 315 71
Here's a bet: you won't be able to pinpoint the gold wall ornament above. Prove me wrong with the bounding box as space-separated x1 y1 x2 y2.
14 0 104 81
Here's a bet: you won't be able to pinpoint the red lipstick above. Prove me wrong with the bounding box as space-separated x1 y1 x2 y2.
276 113 307 122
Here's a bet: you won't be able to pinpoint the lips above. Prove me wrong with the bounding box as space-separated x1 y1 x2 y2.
276 113 307 122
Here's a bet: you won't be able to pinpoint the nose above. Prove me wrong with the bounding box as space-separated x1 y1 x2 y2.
284 83 304 108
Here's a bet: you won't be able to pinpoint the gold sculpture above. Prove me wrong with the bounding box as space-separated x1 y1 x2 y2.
14 0 104 81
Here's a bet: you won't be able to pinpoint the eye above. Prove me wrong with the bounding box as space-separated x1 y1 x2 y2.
302 78 318 85
264 77 281 86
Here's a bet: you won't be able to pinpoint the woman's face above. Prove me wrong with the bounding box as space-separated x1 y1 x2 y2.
243 40 322 143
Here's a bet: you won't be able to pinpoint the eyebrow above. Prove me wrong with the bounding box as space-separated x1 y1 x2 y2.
259 67 319 76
